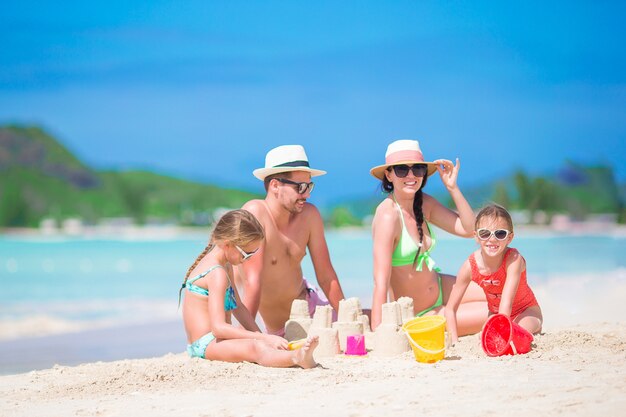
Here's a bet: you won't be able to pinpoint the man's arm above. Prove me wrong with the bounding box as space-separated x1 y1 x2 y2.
306 205 345 311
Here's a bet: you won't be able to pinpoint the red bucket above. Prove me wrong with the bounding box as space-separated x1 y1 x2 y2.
481 314 533 357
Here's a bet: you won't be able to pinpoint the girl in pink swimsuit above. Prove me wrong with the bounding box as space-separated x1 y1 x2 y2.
445 204 543 344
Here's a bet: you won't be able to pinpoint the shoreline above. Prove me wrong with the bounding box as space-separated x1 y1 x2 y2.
0 319 184 376
2 267 625 349
2 266 625 375
2 223 626 240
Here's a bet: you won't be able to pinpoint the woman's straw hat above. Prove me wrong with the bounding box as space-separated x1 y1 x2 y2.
369 139 438 180
253 145 327 180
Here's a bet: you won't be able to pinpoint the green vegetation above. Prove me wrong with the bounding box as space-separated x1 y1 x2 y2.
0 125 261 228
487 163 623 223
1 125 623 228
326 162 625 226
327 206 362 228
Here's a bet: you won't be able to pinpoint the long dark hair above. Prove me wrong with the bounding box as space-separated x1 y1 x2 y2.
382 171 429 266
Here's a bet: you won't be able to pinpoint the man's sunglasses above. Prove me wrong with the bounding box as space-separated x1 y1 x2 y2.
235 245 259 261
388 164 428 178
275 178 315 194
476 228 511 241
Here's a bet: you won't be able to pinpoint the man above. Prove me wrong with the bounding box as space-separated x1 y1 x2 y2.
238 144 345 336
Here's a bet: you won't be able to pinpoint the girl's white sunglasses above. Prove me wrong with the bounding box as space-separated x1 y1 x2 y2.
235 245 259 261
476 228 510 241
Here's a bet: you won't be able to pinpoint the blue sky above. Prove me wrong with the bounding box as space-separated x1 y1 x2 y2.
1 1 625 205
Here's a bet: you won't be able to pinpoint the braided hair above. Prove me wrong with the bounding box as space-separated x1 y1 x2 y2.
178 209 264 306
382 172 429 266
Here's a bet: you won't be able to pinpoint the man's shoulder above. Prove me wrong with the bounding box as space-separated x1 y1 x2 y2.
301 201 321 215
241 199 270 223
242 199 266 213
288 203 321 232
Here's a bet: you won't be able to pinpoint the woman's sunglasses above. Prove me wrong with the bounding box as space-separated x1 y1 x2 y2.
235 245 259 261
275 178 315 194
476 228 511 241
389 164 428 178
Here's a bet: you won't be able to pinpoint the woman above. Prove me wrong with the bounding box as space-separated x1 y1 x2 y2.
370 140 487 333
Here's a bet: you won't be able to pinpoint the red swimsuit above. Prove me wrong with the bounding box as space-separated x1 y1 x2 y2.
469 248 539 319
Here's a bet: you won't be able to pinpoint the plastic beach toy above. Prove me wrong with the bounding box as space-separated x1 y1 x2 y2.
481 313 533 356
345 334 367 356
287 338 306 350
402 316 446 363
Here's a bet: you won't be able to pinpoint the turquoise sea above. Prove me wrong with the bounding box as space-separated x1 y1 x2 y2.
1 229 625 334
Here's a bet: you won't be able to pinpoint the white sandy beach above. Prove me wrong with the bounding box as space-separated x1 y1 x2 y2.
1 321 625 417
2 273 626 417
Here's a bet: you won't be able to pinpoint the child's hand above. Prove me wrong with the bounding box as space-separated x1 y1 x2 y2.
264 334 289 350
434 158 460 190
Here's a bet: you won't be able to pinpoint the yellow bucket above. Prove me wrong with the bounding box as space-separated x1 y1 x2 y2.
402 316 446 363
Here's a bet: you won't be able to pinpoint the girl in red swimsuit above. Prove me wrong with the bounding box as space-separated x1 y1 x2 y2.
445 204 543 344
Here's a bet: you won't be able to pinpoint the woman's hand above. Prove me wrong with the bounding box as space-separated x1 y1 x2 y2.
434 158 460 190
264 334 289 350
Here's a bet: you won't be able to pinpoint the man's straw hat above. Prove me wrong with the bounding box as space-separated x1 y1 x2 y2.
253 145 327 180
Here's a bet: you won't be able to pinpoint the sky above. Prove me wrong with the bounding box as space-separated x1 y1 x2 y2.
1 1 625 206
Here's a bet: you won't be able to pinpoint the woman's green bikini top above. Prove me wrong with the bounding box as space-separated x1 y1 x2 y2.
390 193 439 272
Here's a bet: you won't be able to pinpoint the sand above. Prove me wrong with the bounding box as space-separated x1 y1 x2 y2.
1 321 625 417
2 269 625 416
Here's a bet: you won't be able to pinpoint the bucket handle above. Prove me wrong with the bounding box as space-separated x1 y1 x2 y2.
403 330 446 355
507 317 519 355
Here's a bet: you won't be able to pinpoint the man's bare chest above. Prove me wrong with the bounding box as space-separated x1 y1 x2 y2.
263 229 308 265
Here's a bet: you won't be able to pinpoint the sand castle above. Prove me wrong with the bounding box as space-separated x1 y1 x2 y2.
285 297 370 357
284 297 412 357
284 300 312 341
332 298 369 352
308 305 340 357
371 297 412 356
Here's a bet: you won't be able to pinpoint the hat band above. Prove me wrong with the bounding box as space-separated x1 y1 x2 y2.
385 150 425 165
273 160 310 168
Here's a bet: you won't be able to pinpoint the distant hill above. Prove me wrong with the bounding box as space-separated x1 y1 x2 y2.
2 125 623 229
0 125 261 227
